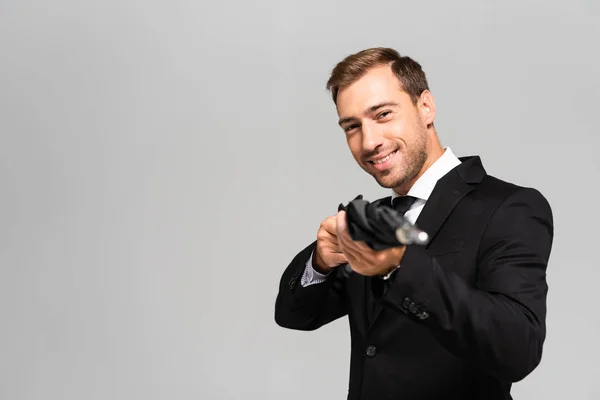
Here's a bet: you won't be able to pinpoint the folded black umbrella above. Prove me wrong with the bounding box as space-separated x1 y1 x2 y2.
338 195 429 251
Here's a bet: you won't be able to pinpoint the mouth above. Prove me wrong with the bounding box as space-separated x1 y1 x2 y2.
368 150 398 171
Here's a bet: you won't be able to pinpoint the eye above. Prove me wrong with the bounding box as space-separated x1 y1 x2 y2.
377 111 392 119
344 124 359 133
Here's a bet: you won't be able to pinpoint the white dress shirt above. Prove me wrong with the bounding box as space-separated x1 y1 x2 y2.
301 147 462 287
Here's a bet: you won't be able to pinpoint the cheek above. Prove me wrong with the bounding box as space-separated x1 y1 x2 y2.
386 119 409 140
347 136 363 157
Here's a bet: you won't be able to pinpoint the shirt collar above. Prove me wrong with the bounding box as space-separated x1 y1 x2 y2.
391 147 462 202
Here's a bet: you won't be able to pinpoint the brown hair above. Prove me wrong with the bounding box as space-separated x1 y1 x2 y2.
326 47 429 105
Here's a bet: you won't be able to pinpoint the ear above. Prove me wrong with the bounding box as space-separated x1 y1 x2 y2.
418 90 436 126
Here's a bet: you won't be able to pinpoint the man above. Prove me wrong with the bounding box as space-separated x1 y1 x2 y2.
274 47 554 400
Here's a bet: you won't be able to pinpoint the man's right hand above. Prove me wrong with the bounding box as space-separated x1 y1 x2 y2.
313 214 348 274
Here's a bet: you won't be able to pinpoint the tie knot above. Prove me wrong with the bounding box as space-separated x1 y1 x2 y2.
392 195 418 215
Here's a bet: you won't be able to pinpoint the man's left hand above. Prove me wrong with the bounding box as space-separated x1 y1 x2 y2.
336 210 406 276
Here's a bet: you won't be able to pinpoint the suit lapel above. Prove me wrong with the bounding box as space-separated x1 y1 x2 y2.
410 155 486 247
367 156 486 331
413 172 473 247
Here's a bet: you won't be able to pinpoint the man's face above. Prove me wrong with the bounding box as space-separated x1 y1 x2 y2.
335 65 433 192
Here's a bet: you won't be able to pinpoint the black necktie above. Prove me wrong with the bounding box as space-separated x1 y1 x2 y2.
392 195 418 215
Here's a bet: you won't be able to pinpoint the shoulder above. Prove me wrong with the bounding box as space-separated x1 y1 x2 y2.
470 174 554 240
478 174 552 211
454 155 551 212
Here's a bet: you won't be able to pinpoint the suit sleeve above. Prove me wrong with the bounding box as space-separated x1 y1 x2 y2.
378 187 554 382
274 241 348 331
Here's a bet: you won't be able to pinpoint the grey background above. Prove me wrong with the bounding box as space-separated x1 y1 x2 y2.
0 0 598 399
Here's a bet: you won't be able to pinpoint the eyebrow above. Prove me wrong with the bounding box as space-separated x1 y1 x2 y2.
338 101 400 126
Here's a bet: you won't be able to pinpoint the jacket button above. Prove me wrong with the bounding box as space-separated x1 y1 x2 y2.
417 311 429 320
402 297 411 310
409 302 419 314
366 345 377 357
289 275 298 289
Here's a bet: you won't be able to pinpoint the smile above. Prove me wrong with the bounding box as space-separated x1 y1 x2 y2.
369 150 398 171
370 150 398 164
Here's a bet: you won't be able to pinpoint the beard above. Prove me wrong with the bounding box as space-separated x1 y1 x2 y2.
369 124 429 190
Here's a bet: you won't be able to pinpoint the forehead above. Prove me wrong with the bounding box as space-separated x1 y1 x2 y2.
336 65 406 114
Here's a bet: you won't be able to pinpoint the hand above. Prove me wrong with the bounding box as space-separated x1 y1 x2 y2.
336 210 406 276
313 215 348 274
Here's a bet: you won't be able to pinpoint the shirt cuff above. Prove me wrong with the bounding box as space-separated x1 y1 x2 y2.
300 250 330 287
380 264 401 280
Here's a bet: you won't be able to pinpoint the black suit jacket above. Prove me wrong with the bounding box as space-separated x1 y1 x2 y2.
274 156 554 400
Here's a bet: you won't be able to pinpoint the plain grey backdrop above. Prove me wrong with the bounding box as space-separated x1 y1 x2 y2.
1 0 598 399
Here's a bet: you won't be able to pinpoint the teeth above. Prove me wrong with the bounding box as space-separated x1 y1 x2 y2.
373 151 396 164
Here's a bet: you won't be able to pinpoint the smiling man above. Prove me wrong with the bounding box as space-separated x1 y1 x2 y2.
274 47 554 400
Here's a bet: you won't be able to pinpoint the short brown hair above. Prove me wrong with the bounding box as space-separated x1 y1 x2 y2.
326 47 429 105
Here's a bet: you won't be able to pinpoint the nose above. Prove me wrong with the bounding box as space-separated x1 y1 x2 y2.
361 121 384 153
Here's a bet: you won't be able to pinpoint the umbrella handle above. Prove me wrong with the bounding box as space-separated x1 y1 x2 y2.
395 219 430 245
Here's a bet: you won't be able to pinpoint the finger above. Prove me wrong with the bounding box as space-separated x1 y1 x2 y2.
317 229 340 246
339 228 384 271
340 247 357 267
335 214 350 248
351 238 372 253
336 211 346 236
336 213 356 250
330 246 344 253
335 217 372 255
342 242 362 265
336 214 359 252
335 211 375 266
329 252 348 266
322 242 345 254
337 229 363 264
321 216 338 236
336 221 355 254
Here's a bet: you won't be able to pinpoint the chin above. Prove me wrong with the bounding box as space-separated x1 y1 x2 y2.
372 165 411 188
373 173 403 189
